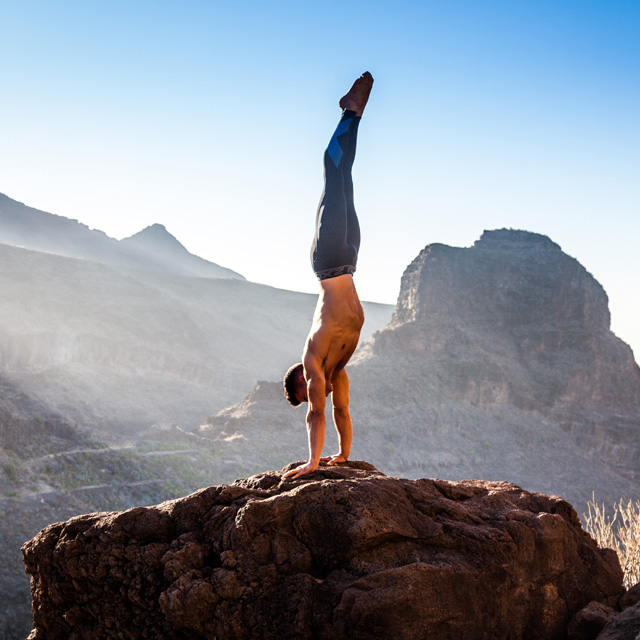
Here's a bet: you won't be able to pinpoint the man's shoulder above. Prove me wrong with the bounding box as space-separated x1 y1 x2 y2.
303 321 334 360
302 344 324 376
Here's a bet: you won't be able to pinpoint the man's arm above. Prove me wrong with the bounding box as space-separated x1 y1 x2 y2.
283 360 326 479
321 368 352 465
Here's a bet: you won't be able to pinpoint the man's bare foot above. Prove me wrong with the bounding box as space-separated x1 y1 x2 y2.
339 71 374 116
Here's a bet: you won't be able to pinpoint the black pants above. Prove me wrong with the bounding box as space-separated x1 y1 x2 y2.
311 109 361 280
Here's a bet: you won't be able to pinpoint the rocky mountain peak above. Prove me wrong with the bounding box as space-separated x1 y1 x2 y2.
121 223 188 253
473 228 562 252
348 229 640 486
143 223 167 233
0 191 245 280
119 221 244 279
392 228 609 332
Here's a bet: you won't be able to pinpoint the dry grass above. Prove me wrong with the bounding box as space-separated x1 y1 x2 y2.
584 496 640 588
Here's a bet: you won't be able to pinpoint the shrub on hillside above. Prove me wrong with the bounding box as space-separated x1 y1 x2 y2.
585 497 640 588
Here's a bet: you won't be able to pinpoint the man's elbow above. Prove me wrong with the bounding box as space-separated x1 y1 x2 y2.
307 407 326 423
333 405 350 420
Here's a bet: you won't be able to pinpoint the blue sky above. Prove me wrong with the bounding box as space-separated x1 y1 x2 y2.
2 1 639 354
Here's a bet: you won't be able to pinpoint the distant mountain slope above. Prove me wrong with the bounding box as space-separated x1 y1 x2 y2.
0 192 243 279
200 230 640 508
0 191 394 638
120 223 241 279
0 242 392 433
0 372 90 638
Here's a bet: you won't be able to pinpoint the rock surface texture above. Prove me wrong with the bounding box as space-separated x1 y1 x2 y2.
595 601 640 640
23 462 623 640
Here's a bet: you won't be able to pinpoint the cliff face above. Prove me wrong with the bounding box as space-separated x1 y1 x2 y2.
394 230 607 330
23 462 623 640
355 229 640 481
386 229 636 411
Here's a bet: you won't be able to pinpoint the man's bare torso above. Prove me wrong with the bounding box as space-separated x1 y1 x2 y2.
302 274 364 394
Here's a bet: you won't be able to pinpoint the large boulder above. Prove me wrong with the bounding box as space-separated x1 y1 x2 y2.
23 462 623 640
596 602 640 640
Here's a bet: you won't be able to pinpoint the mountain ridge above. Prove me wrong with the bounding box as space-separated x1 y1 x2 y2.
0 191 244 280
0 240 392 432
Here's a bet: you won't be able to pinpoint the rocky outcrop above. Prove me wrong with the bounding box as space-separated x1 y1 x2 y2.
359 230 640 494
387 229 639 415
568 601 618 639
23 462 623 640
595 601 640 639
568 593 640 640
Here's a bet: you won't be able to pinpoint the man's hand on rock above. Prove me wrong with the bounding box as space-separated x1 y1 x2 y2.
320 454 347 466
283 461 318 480
283 454 348 480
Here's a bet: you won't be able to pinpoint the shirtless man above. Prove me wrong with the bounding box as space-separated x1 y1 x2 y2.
282 71 374 479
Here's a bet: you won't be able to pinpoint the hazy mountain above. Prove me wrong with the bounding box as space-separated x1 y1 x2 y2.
120 223 243 279
0 192 244 279
200 230 640 508
0 242 391 433
0 189 385 638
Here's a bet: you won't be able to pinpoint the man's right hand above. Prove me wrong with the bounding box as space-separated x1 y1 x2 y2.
320 454 347 466
283 460 318 480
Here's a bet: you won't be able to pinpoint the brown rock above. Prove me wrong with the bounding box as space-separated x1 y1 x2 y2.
23 462 623 640
619 582 640 610
568 601 618 640
596 601 640 639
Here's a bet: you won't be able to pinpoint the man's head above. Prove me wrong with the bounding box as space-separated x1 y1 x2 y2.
283 362 307 406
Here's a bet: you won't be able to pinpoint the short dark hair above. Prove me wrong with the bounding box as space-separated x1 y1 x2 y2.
283 362 304 407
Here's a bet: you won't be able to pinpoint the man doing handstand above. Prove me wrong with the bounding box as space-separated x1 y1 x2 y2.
282 71 374 480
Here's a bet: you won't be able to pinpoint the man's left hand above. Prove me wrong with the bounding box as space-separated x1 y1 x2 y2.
283 460 318 480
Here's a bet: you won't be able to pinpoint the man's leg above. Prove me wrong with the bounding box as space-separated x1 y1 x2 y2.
310 110 360 280
340 111 361 259
310 72 373 281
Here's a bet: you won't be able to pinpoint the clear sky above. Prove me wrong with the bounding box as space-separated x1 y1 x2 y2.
2 1 639 356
